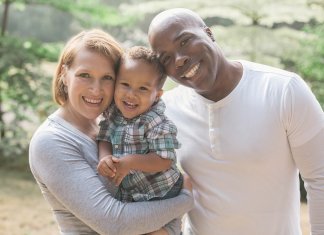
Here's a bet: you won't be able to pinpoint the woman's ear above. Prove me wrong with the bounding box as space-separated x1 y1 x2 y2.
61 65 68 85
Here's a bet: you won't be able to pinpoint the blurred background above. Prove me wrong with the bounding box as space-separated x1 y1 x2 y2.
1 0 323 234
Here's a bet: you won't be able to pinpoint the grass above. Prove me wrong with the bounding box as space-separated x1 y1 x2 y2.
0 168 310 235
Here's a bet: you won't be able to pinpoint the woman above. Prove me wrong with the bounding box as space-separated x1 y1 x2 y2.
29 29 193 235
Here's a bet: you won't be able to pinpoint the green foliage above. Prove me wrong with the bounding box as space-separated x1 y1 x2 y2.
0 35 58 157
39 0 136 28
1 0 323 164
0 0 141 161
10 0 137 28
281 23 324 106
297 24 324 106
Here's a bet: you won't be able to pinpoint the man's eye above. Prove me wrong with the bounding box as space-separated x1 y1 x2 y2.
180 38 190 47
139 87 148 91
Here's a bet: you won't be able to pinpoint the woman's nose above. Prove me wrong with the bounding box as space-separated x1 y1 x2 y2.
90 80 101 94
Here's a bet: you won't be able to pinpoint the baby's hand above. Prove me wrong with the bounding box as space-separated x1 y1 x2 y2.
97 155 119 178
111 158 132 186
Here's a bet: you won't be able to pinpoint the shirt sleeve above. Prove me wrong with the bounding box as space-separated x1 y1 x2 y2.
97 118 111 142
29 130 193 235
146 118 181 161
282 75 324 147
282 75 324 234
291 130 324 234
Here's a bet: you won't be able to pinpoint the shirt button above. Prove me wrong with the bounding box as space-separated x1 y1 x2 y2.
114 144 119 149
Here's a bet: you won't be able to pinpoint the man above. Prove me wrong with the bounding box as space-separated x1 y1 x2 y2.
148 8 324 235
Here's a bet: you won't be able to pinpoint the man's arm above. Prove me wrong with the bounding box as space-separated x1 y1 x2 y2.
122 152 172 172
285 76 324 234
292 130 324 234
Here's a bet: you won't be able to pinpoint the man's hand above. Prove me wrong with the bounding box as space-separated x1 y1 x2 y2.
97 155 118 178
182 173 193 192
145 228 168 235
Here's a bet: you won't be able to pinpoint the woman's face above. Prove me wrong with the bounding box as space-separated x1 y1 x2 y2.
63 48 116 121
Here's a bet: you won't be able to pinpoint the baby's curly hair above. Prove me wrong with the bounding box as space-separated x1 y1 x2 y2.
119 46 167 89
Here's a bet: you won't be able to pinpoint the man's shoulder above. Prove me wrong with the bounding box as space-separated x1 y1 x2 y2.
240 60 296 79
163 85 193 102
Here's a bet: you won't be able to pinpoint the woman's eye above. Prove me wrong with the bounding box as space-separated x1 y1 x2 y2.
79 73 90 78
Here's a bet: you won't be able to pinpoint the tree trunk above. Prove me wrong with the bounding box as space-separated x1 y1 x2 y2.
1 0 10 36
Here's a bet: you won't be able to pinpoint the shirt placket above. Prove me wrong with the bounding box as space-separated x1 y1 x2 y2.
208 104 222 159
113 123 127 156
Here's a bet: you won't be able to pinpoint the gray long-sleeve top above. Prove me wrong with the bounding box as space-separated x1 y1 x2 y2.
29 111 193 235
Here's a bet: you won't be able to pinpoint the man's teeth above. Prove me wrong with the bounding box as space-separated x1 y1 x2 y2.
84 97 102 104
184 63 200 78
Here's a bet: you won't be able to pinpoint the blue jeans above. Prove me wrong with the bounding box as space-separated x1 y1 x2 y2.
149 174 183 201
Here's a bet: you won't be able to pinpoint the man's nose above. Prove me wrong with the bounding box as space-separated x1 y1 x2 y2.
175 53 189 69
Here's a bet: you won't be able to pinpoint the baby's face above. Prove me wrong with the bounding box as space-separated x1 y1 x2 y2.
114 58 162 119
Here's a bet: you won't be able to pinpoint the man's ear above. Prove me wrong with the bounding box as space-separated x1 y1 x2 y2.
204 27 215 42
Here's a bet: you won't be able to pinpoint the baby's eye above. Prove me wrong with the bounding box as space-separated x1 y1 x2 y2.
103 75 114 81
139 86 148 91
120 82 129 87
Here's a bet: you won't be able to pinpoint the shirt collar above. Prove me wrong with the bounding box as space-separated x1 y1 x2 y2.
110 99 165 125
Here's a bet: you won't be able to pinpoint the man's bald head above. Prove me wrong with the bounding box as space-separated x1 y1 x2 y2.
148 8 206 38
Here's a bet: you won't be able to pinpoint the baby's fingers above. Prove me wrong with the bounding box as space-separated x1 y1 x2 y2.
98 160 116 177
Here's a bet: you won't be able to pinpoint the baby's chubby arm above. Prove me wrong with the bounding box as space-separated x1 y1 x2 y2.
97 140 117 178
98 140 172 185
111 152 172 186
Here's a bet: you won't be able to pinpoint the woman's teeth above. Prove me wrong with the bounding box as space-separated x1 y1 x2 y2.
84 97 102 104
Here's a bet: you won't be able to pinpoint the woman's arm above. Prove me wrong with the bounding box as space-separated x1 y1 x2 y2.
29 130 193 235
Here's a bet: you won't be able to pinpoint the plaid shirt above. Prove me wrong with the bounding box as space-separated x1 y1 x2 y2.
97 100 181 202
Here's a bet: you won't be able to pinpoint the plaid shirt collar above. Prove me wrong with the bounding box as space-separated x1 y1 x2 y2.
110 99 166 125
